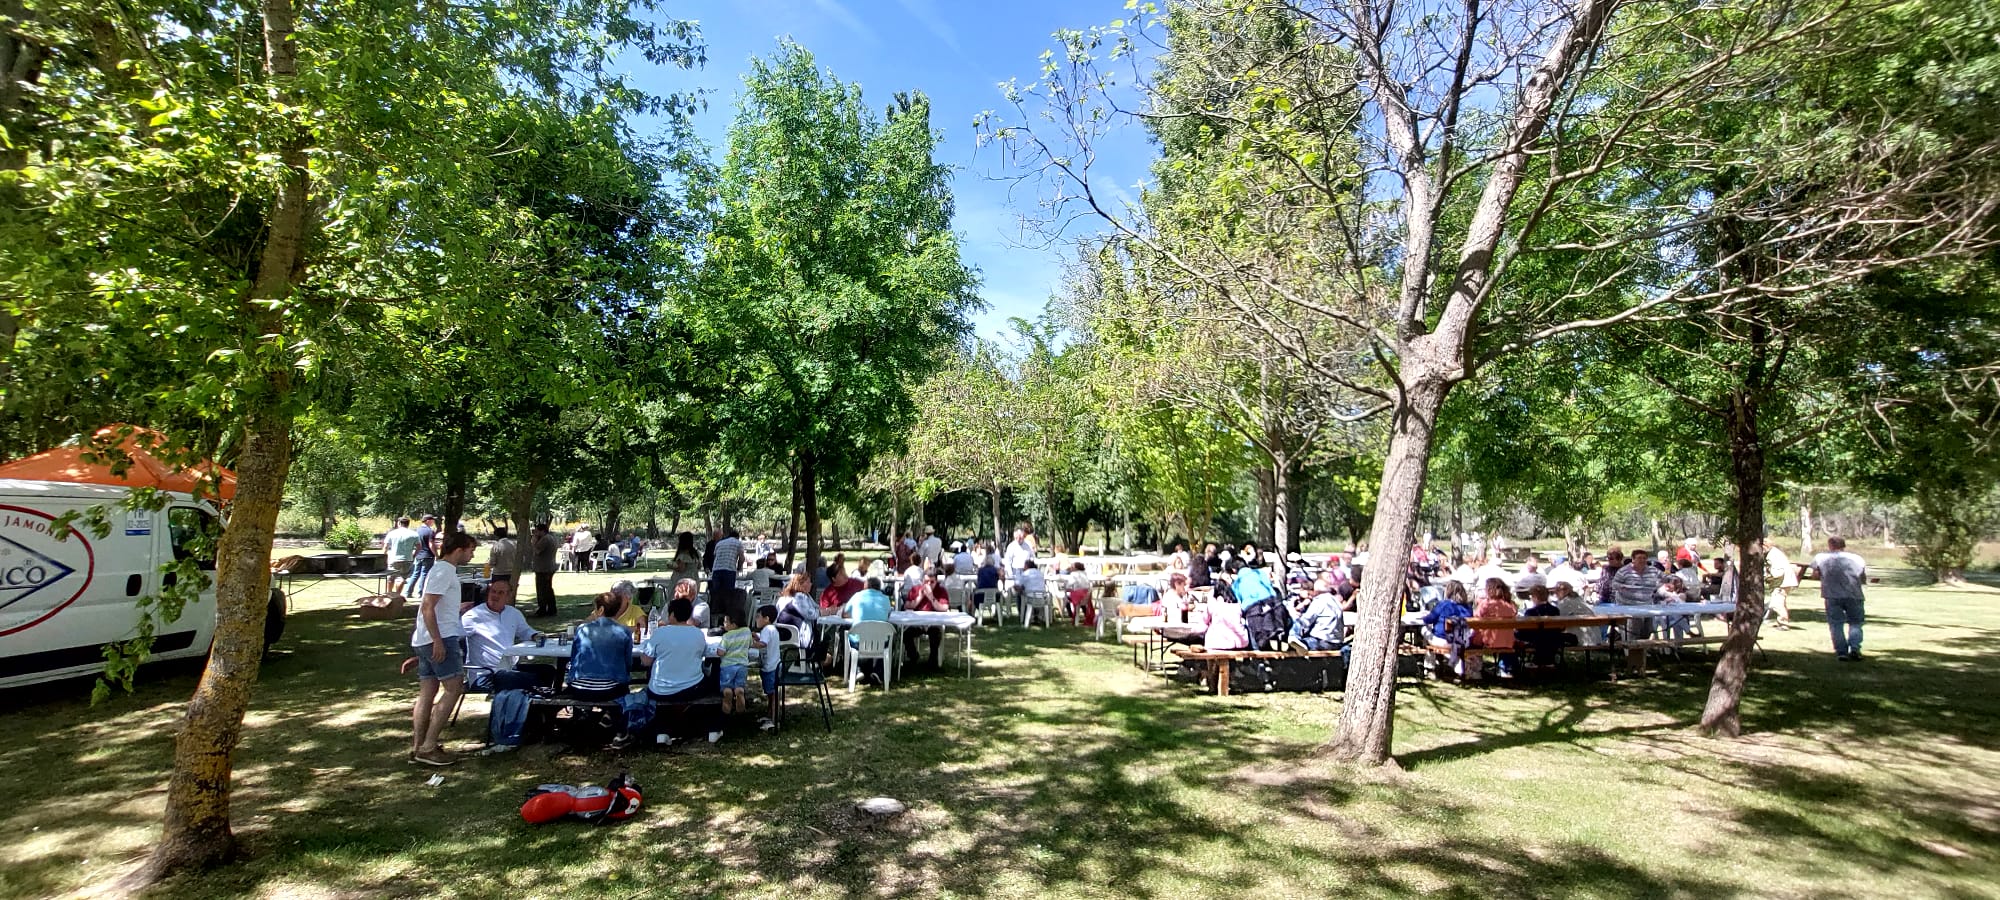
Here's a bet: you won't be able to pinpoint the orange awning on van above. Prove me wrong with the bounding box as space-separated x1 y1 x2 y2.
0 425 237 501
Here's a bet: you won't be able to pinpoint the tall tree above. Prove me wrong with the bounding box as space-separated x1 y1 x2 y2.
0 0 699 879
692 43 978 575
990 0 1998 764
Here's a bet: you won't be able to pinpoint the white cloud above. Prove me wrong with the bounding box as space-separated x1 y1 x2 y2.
892 0 961 53
807 0 880 45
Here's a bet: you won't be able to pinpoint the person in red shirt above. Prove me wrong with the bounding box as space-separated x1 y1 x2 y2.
903 570 950 668
820 565 863 612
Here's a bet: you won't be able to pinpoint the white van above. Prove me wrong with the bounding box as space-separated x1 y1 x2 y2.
0 479 285 689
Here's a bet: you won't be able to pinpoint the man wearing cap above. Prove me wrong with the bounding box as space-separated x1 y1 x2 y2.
918 525 943 570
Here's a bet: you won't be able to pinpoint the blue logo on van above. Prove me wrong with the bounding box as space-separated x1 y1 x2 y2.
0 535 77 612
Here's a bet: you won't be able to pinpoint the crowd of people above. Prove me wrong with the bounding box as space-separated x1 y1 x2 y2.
385 509 1872 763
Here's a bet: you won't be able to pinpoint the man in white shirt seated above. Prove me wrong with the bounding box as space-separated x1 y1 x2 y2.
1512 558 1548 594
1547 556 1588 595
951 541 974 577
458 577 548 753
1472 555 1510 591
460 578 544 692
1015 559 1048 619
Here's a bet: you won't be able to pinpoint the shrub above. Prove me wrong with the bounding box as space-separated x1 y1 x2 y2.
325 520 376 555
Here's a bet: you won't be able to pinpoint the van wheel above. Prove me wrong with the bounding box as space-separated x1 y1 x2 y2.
264 588 287 651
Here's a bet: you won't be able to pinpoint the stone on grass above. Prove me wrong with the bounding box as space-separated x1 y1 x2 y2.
855 797 906 818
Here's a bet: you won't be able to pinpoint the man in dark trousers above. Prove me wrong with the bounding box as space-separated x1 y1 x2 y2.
530 522 561 617
408 514 441 596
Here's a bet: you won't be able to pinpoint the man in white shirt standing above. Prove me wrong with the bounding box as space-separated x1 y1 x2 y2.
918 525 944 570
410 532 478 766
1004 528 1032 583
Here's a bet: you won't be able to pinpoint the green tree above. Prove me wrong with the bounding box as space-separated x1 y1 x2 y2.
0 0 698 879
990 0 1999 764
691 43 978 574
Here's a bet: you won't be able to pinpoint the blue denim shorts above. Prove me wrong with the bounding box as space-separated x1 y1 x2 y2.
415 637 465 680
719 664 748 690
761 667 779 695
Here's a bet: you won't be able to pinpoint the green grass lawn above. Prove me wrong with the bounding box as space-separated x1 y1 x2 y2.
1 566 1996 899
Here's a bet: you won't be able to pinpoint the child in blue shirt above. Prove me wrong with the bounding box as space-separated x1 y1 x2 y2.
718 610 753 715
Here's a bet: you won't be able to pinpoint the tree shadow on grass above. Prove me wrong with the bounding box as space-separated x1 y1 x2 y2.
2 602 1989 899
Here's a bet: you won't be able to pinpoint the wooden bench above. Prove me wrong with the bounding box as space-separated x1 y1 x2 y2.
1169 647 1345 696
1420 615 1625 680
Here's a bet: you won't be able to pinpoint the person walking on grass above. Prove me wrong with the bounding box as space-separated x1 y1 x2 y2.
408 514 441 598
1763 538 1798 630
409 531 478 766
383 517 420 596
1812 536 1869 661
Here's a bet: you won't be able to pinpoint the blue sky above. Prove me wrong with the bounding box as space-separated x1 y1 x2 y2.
631 0 1156 341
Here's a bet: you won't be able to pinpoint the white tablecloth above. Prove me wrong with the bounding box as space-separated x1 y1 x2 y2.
504 638 760 662
1596 602 1736 619
819 611 976 630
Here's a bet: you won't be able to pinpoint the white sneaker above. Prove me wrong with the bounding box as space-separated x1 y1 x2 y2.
759 719 777 732
707 731 723 745
477 743 518 756
655 734 674 746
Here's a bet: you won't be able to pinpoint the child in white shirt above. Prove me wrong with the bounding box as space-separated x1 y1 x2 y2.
751 604 783 731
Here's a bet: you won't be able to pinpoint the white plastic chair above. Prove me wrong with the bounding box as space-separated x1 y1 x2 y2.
845 620 897 693
773 623 803 668
1095 593 1119 641
945 583 972 613
972 588 1007 626
588 550 609 571
1019 590 1053 628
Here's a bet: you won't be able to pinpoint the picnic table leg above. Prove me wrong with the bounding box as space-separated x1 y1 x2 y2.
1216 660 1231 697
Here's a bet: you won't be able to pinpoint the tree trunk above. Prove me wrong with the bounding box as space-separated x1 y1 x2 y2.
442 464 467 535
784 462 800 569
1253 465 1277 547
505 465 542 575
1328 373 1450 767
137 1 309 880
604 499 622 542
1270 454 1291 583
140 398 295 882
1449 475 1464 558
1799 497 1814 556
1700 384 1771 737
988 482 1003 548
802 454 822 575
